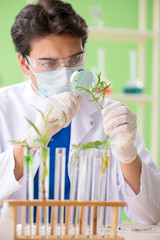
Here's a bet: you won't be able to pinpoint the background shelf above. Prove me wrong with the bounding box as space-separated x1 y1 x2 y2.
88 0 160 163
109 93 155 102
89 27 158 43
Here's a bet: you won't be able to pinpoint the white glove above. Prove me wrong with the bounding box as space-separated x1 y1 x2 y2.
102 101 137 164
22 92 80 149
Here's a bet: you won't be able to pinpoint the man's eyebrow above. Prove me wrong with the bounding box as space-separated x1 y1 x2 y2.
37 51 84 61
70 51 84 57
38 57 58 61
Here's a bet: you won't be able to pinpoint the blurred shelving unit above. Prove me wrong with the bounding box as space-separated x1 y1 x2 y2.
108 93 154 102
89 27 158 43
89 0 160 164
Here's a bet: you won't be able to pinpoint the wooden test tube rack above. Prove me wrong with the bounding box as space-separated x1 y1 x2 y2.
8 200 126 240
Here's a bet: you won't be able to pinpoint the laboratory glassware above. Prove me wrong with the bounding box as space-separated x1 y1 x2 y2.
53 148 66 237
69 148 85 237
39 147 50 238
70 69 95 95
23 147 34 238
69 147 111 238
124 49 144 93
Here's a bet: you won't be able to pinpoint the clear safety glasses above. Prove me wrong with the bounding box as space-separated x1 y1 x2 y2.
26 50 86 73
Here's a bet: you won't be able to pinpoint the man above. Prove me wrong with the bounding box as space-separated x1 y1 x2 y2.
0 0 160 224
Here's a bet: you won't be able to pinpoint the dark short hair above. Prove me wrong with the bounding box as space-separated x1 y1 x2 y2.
11 0 88 57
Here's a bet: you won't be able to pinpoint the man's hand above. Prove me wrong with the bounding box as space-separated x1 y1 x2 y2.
22 92 80 149
102 101 137 164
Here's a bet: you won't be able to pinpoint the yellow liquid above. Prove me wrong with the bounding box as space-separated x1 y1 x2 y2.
101 156 110 174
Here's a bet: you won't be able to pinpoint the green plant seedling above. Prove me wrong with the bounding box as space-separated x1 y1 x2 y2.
12 106 64 200
76 72 111 110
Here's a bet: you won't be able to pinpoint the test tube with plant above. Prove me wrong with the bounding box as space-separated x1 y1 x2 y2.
53 147 66 237
23 146 34 236
24 106 63 237
75 73 112 236
9 139 34 237
69 144 83 236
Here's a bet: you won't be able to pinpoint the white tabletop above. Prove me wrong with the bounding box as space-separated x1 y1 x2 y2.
117 224 160 240
15 223 160 239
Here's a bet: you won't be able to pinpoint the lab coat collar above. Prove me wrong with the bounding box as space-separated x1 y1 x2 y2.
24 80 44 110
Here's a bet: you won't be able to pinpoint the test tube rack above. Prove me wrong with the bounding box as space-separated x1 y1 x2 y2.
8 200 126 240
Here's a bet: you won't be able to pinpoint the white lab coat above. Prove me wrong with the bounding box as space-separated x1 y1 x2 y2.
0 80 160 224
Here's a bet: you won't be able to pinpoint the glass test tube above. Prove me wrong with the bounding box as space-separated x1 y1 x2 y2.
83 148 97 237
39 147 50 237
97 148 110 237
54 148 66 237
23 146 34 238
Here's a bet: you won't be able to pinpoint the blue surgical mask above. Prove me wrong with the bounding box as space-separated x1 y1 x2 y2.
28 65 83 98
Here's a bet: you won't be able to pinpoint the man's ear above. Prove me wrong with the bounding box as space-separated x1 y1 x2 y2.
17 53 29 75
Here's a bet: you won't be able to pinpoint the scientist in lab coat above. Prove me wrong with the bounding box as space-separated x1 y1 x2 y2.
0 0 160 224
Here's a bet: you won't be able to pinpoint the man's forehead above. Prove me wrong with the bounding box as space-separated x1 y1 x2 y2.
29 34 83 58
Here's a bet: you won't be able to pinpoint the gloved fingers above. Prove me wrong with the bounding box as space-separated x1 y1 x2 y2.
54 101 72 126
106 120 136 137
49 92 80 126
103 113 131 134
46 92 79 115
102 102 138 164
44 94 69 118
47 110 66 127
103 105 132 122
61 92 80 111
43 98 67 124
58 93 79 119
57 97 76 126
102 102 124 117
57 92 80 126
104 111 136 133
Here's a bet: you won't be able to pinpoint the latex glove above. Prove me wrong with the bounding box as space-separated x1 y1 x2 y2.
102 102 137 164
22 92 80 149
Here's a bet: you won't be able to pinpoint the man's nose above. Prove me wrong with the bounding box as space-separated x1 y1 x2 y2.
61 63 67 68
60 59 67 68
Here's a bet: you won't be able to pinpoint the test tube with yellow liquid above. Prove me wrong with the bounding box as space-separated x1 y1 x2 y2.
97 148 110 237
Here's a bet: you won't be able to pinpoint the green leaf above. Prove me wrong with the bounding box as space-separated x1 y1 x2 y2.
46 106 53 121
45 106 53 129
9 139 32 149
81 140 104 150
33 106 46 122
46 119 64 136
72 143 81 149
96 72 101 85
25 117 42 137
76 71 111 110
53 119 65 126
76 86 91 94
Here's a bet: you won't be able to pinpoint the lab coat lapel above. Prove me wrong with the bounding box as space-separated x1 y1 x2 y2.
69 94 98 159
70 108 93 146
